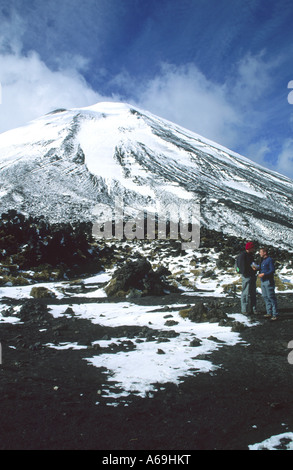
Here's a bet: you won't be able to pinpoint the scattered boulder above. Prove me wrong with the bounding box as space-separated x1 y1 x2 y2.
105 257 177 297
164 319 179 326
189 337 202 347
30 286 56 299
231 321 246 332
179 301 228 323
19 299 50 322
157 348 166 355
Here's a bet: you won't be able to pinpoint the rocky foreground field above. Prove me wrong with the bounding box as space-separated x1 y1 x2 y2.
1 211 293 450
1 291 293 450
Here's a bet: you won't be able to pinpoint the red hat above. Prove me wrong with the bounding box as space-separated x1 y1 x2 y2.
245 242 255 250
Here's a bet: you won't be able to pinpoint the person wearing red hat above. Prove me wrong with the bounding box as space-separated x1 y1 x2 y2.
245 242 255 251
237 241 258 314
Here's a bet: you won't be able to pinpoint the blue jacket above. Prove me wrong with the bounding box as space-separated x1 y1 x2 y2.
259 256 275 281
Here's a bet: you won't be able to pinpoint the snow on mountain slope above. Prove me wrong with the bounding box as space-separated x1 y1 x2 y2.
0 101 292 249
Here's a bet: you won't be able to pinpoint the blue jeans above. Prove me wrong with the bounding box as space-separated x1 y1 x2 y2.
261 279 278 317
241 276 257 313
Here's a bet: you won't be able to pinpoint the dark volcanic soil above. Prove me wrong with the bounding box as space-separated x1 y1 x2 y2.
0 292 293 451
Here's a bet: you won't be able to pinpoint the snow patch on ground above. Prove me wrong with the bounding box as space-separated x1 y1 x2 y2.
48 301 251 403
249 432 293 450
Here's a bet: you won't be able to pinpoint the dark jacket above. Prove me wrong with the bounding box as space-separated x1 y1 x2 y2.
259 256 275 282
238 251 255 277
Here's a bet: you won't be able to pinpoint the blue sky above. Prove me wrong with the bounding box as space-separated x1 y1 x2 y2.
0 0 293 178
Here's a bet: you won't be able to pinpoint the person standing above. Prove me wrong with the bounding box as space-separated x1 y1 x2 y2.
237 242 258 315
258 247 278 321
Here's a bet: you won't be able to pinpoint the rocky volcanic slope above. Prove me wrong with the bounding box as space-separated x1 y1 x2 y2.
0 102 292 249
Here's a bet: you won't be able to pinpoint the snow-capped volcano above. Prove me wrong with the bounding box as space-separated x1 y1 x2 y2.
0 101 292 249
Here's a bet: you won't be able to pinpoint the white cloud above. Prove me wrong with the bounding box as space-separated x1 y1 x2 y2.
131 54 277 154
134 63 241 149
0 10 114 132
275 139 293 179
0 9 25 55
243 138 293 181
231 51 278 104
128 56 293 180
0 49 115 133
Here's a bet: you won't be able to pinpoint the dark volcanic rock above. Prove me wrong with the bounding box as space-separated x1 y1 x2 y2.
19 299 51 323
180 301 228 323
105 257 177 297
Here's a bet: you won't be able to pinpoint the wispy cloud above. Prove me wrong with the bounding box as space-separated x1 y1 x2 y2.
0 9 113 132
0 49 109 132
275 139 293 179
0 9 24 55
0 6 117 131
130 53 279 151
134 63 241 148
126 54 292 179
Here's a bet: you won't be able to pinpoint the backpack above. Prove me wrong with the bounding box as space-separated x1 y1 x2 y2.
235 254 241 273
